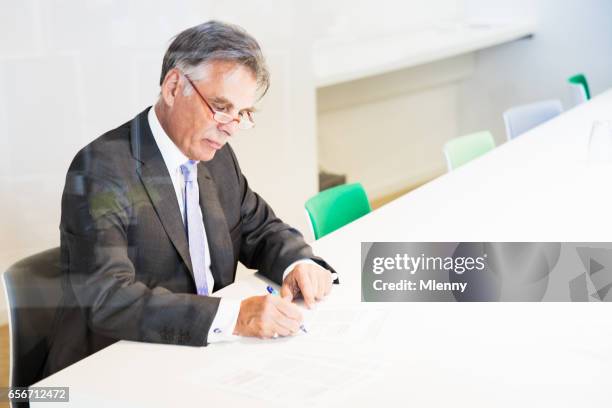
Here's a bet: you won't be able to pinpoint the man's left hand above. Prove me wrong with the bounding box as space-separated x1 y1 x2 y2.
280 263 333 308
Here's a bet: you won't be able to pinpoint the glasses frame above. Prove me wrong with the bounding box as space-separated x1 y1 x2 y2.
182 72 255 130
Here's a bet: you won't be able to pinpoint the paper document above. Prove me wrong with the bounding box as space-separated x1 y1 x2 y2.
302 305 388 344
188 346 384 407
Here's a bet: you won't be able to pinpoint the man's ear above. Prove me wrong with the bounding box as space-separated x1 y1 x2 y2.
160 69 181 107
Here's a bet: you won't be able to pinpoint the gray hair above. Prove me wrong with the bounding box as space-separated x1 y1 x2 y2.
160 20 270 97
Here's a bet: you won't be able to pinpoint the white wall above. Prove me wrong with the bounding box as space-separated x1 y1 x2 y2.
315 0 469 198
459 0 612 142
317 0 612 200
0 0 317 324
311 0 464 41
317 55 472 197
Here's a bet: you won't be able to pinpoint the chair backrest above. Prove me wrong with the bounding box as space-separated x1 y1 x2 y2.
305 183 371 240
568 73 591 106
2 247 62 394
503 99 563 140
443 131 495 171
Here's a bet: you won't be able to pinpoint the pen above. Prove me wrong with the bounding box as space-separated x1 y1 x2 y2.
266 285 308 334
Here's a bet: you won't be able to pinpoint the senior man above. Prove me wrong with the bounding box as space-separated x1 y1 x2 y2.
44 20 336 376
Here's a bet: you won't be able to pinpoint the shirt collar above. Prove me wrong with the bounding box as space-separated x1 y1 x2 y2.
147 106 193 173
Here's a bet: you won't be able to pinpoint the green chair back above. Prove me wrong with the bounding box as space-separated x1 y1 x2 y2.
305 183 371 240
443 131 495 171
568 73 591 100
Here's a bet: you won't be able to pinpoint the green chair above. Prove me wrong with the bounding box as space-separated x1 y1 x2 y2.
305 183 371 240
443 131 495 171
568 73 591 106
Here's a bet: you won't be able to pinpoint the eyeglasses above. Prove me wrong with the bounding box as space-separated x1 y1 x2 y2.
182 74 255 130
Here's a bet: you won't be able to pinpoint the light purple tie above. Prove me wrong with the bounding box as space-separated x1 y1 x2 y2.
180 160 209 296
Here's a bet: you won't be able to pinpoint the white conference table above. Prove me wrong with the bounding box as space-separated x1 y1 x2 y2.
32 91 612 407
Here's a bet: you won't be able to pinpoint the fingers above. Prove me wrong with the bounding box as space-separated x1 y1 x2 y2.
235 268 335 339
270 310 301 336
273 295 303 321
312 272 320 301
280 280 294 301
323 271 333 296
300 267 332 306
267 297 302 337
318 269 333 297
282 265 334 309
234 295 303 339
295 270 316 308
316 271 330 299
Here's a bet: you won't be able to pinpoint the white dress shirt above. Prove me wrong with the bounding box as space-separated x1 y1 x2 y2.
148 107 239 342
147 107 315 343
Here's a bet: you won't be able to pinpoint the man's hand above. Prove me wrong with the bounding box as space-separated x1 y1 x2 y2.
233 295 303 338
281 263 333 309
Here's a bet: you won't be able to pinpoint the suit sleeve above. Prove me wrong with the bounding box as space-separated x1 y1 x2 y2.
61 147 220 346
225 147 336 284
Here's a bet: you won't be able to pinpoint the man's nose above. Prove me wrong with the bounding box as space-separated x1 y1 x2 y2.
218 120 239 137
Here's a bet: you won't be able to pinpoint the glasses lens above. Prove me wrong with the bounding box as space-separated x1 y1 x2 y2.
237 120 254 130
213 112 233 125
213 111 254 130
238 112 255 130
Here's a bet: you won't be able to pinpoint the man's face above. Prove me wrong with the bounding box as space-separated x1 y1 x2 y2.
161 61 258 161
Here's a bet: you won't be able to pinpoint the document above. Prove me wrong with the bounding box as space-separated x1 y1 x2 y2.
188 345 384 406
186 303 389 406
301 305 388 344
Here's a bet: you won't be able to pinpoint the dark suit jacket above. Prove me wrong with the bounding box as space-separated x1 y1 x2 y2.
44 107 333 376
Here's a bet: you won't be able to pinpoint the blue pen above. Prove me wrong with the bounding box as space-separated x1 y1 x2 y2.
266 285 308 334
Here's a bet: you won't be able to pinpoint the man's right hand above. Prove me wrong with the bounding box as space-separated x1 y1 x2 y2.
233 295 303 338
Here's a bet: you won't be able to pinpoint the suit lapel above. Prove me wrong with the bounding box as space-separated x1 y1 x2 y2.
130 108 194 276
197 163 234 290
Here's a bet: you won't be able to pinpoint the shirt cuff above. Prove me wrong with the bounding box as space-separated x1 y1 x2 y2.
207 298 241 343
281 258 319 282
